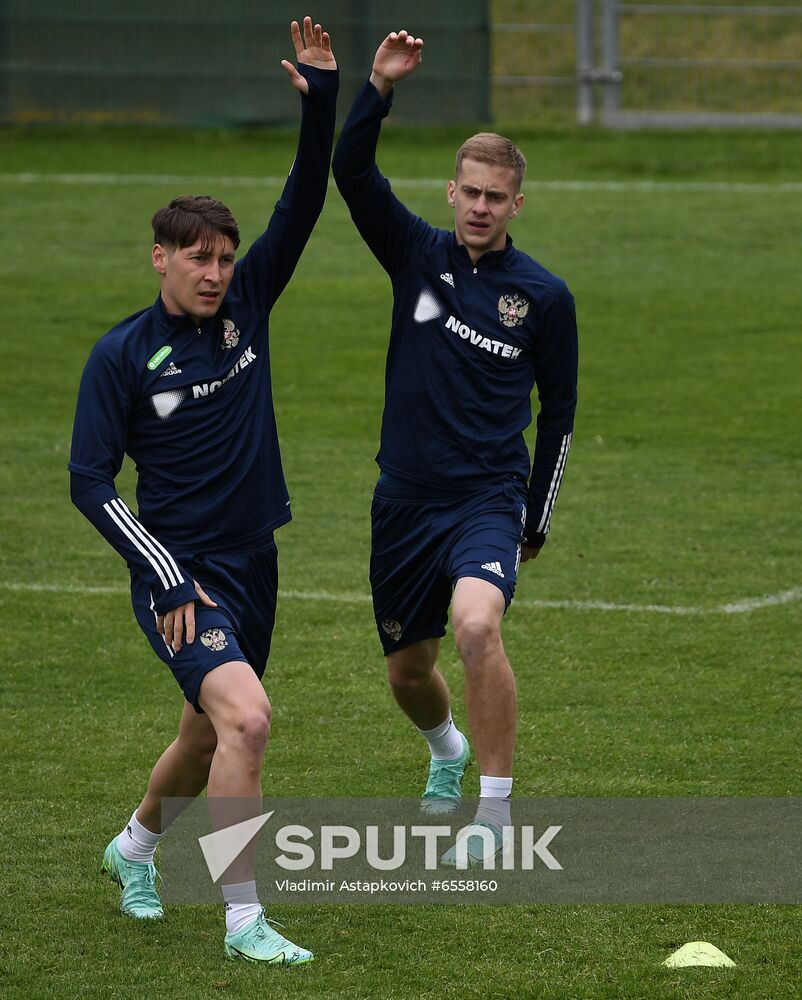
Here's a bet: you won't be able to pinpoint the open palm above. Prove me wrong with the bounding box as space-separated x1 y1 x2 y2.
281 16 337 93
373 30 423 83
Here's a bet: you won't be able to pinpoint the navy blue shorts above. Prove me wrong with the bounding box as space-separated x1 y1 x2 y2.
370 475 527 655
130 541 278 713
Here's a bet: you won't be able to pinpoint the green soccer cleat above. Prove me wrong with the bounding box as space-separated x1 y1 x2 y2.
224 910 313 965
441 819 504 869
101 838 164 920
420 734 471 815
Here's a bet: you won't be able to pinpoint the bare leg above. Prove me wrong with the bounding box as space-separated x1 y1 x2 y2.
386 638 450 730
198 660 271 885
136 700 218 833
452 577 516 777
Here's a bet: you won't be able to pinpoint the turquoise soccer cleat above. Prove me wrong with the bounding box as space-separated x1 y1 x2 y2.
440 819 504 868
224 910 313 965
101 838 164 920
420 733 471 815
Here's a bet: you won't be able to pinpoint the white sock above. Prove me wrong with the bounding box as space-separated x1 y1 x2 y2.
476 775 513 828
116 810 163 864
417 714 465 760
222 880 262 935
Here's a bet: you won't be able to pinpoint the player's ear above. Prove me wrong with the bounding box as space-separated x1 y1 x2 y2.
152 244 168 275
510 192 524 218
447 179 456 208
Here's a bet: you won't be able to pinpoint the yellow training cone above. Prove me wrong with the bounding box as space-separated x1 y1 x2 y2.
663 942 736 968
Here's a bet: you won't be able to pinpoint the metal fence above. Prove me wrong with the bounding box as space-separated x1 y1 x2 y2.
598 0 802 127
492 0 802 127
4 1 802 127
491 4 581 123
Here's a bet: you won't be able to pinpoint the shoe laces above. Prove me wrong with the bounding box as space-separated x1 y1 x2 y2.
254 910 289 941
425 757 464 795
124 862 162 906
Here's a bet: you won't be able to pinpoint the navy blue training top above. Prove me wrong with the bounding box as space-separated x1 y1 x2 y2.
332 81 578 548
69 65 338 614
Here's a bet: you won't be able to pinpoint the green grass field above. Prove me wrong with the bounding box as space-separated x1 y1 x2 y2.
2 122 801 998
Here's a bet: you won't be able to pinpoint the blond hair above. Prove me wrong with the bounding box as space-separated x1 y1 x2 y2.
455 133 527 191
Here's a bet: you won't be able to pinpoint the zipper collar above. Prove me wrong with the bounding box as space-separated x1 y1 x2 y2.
449 233 515 270
152 293 216 336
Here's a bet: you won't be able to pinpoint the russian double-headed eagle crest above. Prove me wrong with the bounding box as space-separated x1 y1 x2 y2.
200 627 228 652
222 318 240 349
381 619 402 642
498 294 529 328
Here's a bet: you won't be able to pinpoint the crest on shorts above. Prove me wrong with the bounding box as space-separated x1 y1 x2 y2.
200 627 228 652
381 619 402 642
498 294 529 328
222 318 240 349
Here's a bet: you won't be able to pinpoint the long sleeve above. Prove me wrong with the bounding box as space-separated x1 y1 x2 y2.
236 63 339 313
524 285 579 548
332 80 431 277
69 338 196 614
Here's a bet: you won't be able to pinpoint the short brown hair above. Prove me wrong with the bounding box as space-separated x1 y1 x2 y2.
151 195 240 251
455 133 527 191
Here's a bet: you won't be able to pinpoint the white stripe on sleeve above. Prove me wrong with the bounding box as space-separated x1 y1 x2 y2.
112 498 185 586
535 433 572 535
102 498 184 590
150 590 174 658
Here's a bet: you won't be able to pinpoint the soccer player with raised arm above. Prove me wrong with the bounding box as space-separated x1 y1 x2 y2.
69 18 337 964
332 31 578 864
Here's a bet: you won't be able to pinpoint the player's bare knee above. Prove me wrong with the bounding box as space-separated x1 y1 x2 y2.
230 706 271 758
453 614 501 664
387 665 429 693
387 653 435 691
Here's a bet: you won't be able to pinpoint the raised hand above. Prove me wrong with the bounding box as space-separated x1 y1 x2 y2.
281 16 337 94
370 30 424 99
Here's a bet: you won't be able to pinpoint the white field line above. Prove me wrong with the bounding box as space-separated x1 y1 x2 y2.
3 172 802 195
2 580 800 616
6 167 796 613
